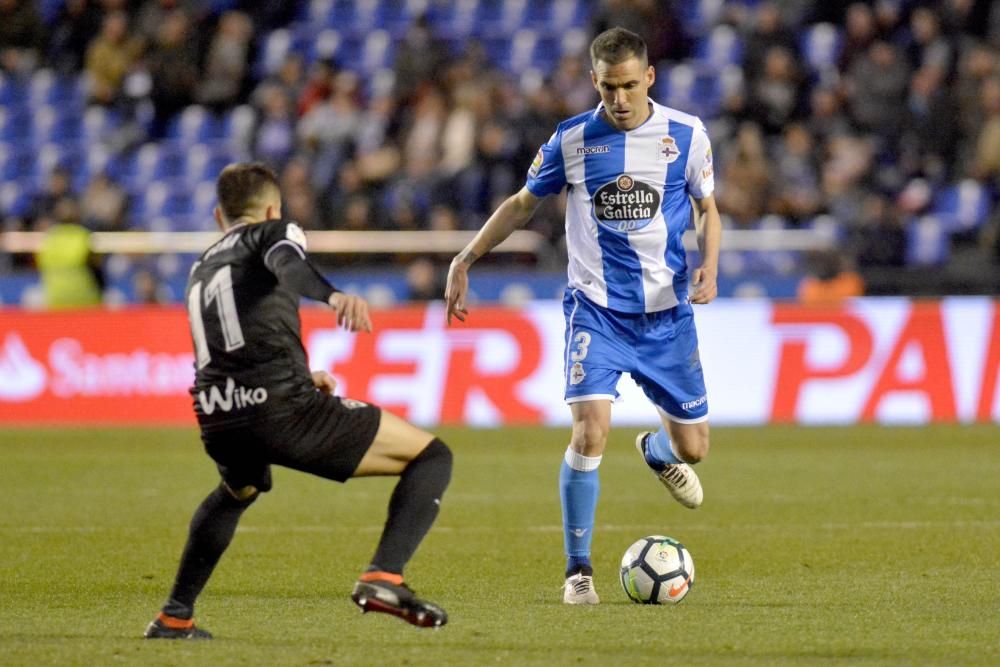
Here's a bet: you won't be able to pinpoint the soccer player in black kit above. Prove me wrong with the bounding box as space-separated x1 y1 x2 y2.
144 163 451 637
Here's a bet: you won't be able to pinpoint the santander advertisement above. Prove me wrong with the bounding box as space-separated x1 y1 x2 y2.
1 298 999 426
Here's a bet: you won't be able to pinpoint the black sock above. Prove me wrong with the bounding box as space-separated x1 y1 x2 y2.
161 484 256 618
369 438 452 575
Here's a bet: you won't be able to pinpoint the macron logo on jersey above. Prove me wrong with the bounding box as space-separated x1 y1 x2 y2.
197 377 268 415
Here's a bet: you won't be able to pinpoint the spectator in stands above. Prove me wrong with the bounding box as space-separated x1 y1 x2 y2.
132 268 170 304
844 40 911 142
135 0 201 45
84 11 141 105
145 9 199 138
716 122 772 226
254 52 304 112
747 45 804 135
280 157 320 229
81 173 128 231
405 258 441 301
906 6 953 73
48 0 103 74
838 3 877 73
742 2 800 83
852 192 906 268
197 11 253 111
771 123 823 223
970 76 1000 182
34 198 104 308
797 250 865 305
0 0 45 74
298 71 362 191
393 15 450 105
807 85 852 143
252 85 296 169
591 0 688 64
901 65 957 181
28 166 75 231
297 58 336 117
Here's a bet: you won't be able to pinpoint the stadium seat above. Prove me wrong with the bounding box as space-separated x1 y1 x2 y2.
0 143 34 183
428 0 480 39
694 24 742 69
475 0 529 37
310 28 342 63
905 215 949 266
0 73 27 110
360 29 395 74
675 0 725 38
28 69 86 111
0 108 32 144
223 105 257 158
257 28 291 77
0 181 36 218
185 144 234 186
801 23 842 74
32 143 83 191
932 180 991 234
30 105 83 148
167 106 226 147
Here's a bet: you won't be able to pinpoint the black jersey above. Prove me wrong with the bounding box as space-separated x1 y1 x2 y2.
186 219 332 430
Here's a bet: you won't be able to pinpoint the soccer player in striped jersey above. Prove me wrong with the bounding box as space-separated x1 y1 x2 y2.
446 27 721 604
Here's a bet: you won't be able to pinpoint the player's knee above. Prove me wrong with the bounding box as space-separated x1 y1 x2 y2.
411 438 453 485
675 434 709 464
222 481 261 506
570 420 608 455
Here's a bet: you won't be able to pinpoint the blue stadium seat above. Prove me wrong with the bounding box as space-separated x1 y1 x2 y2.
359 29 395 74
326 0 380 35
694 24 742 69
30 105 83 148
906 215 949 265
223 105 257 158
0 108 32 145
130 179 193 229
0 181 36 218
0 143 34 183
32 143 83 191
256 28 292 77
185 143 234 186
675 0 725 38
475 0 529 37
932 180 991 234
527 0 590 33
167 106 226 147
310 28 343 63
800 23 842 75
0 73 28 110
28 69 86 111
119 143 188 194
428 0 480 39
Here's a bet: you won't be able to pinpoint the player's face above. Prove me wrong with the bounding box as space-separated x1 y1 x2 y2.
592 56 655 131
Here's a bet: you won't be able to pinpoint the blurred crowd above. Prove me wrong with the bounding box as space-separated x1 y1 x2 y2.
1 0 999 305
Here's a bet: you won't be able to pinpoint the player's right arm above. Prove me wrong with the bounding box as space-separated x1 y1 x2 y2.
445 186 541 324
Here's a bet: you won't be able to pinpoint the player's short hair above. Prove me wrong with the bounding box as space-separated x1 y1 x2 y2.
590 27 648 67
216 162 280 221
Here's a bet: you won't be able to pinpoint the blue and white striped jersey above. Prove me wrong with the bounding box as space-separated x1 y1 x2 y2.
525 99 715 314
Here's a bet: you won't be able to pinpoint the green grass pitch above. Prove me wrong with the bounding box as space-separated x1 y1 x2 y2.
1 425 998 666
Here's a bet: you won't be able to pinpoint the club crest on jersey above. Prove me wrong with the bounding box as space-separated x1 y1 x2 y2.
592 174 661 232
569 361 586 385
657 135 681 163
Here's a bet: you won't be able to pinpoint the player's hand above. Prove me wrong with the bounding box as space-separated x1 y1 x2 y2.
444 259 470 325
329 292 373 332
311 370 337 394
689 265 718 305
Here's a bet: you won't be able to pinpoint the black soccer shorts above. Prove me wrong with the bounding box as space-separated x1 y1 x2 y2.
199 392 382 492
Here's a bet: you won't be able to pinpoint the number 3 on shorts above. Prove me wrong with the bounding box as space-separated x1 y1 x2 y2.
570 332 591 362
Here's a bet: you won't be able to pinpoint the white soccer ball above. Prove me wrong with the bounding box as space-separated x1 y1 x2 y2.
619 535 695 604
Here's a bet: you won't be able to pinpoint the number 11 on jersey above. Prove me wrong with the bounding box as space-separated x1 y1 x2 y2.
187 265 246 369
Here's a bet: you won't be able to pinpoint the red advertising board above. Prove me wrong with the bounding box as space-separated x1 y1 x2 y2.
2 299 999 426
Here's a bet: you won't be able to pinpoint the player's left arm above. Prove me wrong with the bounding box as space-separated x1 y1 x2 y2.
263 222 372 332
690 194 721 305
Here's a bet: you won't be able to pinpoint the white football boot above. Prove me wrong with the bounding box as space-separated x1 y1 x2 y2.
635 432 704 509
563 572 600 605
